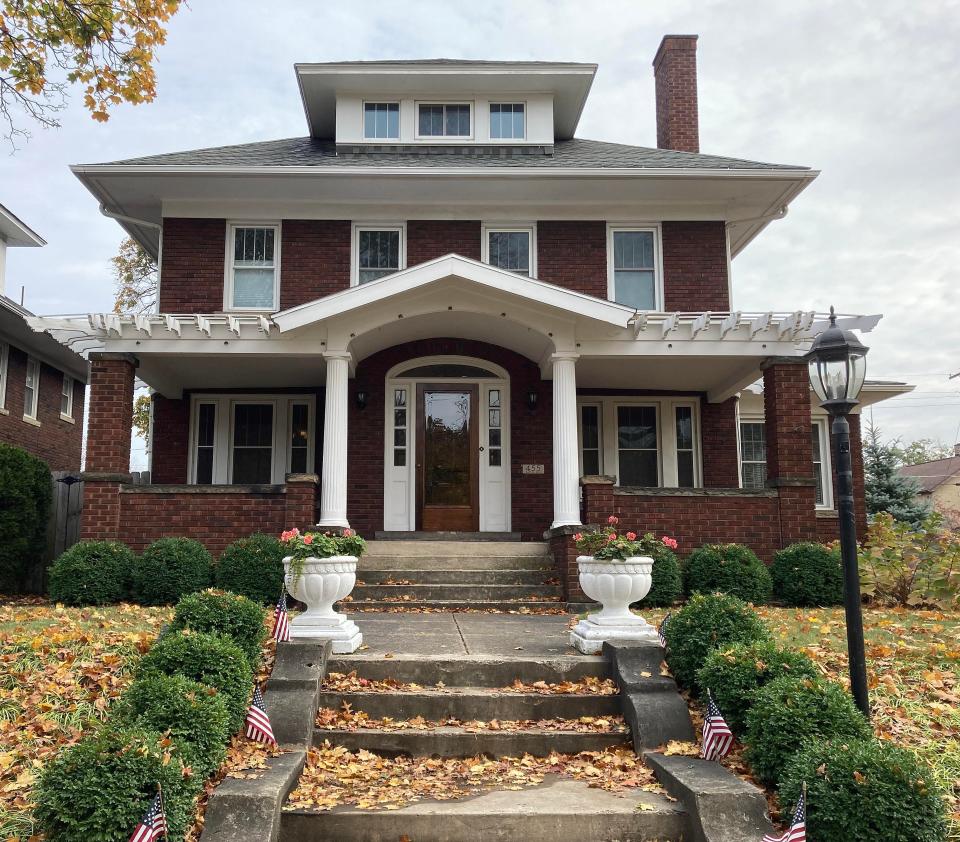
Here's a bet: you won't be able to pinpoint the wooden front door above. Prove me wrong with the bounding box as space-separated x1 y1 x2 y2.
416 384 479 531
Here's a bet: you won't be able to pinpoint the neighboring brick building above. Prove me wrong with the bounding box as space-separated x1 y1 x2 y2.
34 38 908 598
0 206 87 472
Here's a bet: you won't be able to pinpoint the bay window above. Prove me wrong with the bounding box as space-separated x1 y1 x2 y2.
189 395 315 485
225 224 280 311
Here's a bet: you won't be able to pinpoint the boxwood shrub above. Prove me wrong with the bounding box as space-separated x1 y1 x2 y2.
696 639 819 733
214 533 286 604
169 589 267 668
683 543 773 604
743 675 871 785
130 537 212 606
778 738 948 842
641 545 682 607
137 630 252 733
664 592 770 693
115 673 231 777
47 541 135 606
771 542 844 606
0 442 52 593
34 725 195 842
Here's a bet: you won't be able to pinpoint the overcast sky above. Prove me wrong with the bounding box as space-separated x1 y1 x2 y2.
2 0 958 462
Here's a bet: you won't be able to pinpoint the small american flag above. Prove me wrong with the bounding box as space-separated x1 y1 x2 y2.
700 689 734 761
762 786 806 842
245 684 277 746
658 612 671 648
272 590 291 642
128 790 167 842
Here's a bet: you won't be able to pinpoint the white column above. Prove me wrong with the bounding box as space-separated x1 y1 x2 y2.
317 351 351 529
551 352 582 529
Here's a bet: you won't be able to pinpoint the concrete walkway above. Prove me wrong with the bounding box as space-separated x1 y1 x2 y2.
342 611 597 660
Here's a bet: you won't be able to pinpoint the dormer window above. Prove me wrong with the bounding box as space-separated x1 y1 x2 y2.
364 102 399 139
490 103 525 139
417 103 471 138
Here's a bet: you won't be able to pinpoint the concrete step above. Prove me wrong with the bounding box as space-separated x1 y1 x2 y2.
374 531 522 541
344 599 563 611
326 656 609 687
350 583 564 601
363 540 550 560
316 689 620 721
312 725 631 757
359 555 555 571
281 777 687 842
357 568 557 585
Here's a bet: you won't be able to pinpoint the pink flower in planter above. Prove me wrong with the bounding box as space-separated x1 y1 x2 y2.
280 528 300 542
606 532 617 542
573 533 583 542
343 528 354 537
607 515 619 525
303 534 314 545
662 536 678 550
626 531 637 541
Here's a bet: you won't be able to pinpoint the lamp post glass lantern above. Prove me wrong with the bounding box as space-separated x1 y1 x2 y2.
806 306 871 719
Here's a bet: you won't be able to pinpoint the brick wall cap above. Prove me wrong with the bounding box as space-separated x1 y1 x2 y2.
614 486 778 498
580 474 616 486
285 473 319 485
120 483 285 494
89 352 140 366
816 509 839 518
653 34 699 68
760 356 808 370
81 471 133 482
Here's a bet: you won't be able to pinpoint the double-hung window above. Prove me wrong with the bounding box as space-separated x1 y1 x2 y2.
364 102 399 140
60 375 74 421
483 225 535 276
189 395 315 485
811 419 833 508
608 226 661 310
739 420 767 489
226 224 280 311
489 103 525 139
418 103 471 138
23 357 40 422
0 342 8 410
354 224 405 285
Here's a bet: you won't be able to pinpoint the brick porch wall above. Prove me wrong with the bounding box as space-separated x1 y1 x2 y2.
700 397 739 487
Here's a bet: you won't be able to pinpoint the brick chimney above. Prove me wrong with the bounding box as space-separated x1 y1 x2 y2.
653 34 700 153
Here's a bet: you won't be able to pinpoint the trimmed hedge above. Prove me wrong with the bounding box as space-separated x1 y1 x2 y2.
169 589 267 668
664 592 770 693
214 534 286 604
130 537 212 606
137 630 252 733
696 639 819 734
771 542 844 606
642 545 683 607
683 543 773 604
116 673 231 777
34 725 194 841
0 443 52 593
779 738 948 842
48 541 135 606
743 675 871 785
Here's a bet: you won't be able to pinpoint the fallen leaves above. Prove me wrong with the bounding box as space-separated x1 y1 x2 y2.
285 743 663 812
321 671 619 697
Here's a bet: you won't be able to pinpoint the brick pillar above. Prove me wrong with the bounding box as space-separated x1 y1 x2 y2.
285 473 319 531
80 353 137 542
581 475 615 525
762 360 817 545
700 397 740 487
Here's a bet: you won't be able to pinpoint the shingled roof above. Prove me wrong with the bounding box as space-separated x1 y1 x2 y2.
97 137 807 171
899 455 960 494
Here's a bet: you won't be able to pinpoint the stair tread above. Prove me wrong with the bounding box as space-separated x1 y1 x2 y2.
315 724 630 736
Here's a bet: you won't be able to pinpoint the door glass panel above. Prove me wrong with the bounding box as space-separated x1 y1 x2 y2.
232 404 274 483
393 389 408 467
617 406 658 486
423 391 471 506
675 405 695 488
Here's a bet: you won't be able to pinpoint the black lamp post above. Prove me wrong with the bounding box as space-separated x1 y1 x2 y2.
805 306 870 719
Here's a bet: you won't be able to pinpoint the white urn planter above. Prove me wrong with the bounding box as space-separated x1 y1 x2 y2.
283 555 362 653
569 555 660 654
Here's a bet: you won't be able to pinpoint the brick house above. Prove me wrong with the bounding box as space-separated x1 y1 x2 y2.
32 37 908 598
1 205 87 472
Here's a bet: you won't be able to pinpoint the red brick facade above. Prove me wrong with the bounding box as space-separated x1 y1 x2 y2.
280 220 352 307
0 343 84 471
662 222 729 311
653 35 700 153
536 221 608 298
151 395 189 483
700 397 739 487
407 221 482 265
159 218 227 312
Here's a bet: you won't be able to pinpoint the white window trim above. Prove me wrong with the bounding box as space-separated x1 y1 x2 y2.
606 223 664 311
812 416 834 510
187 394 316 485
60 374 75 422
488 102 526 141
738 414 767 491
414 100 474 141
362 100 401 140
223 222 282 313
0 341 8 413
23 357 40 423
351 222 407 287
481 223 537 277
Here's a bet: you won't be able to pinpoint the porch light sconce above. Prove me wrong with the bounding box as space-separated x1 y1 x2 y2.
805 305 869 719
526 389 538 412
355 389 368 411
